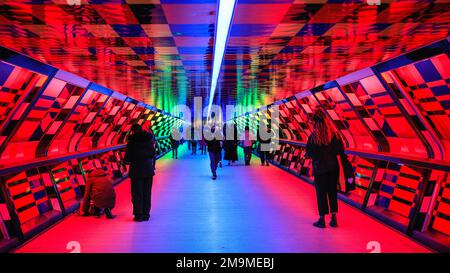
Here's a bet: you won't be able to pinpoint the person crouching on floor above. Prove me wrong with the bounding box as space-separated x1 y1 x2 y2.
81 168 116 219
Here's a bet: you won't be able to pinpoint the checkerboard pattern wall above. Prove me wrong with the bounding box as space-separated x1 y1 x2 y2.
0 49 182 244
0 61 48 136
0 61 48 149
381 53 450 160
234 38 450 245
348 156 377 204
0 77 86 163
4 169 52 226
48 161 81 207
431 172 450 237
376 163 424 219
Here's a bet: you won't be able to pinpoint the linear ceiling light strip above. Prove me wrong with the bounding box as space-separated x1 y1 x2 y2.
207 0 237 119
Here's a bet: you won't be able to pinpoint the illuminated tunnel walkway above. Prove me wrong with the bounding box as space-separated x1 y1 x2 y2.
0 0 449 254
15 145 430 253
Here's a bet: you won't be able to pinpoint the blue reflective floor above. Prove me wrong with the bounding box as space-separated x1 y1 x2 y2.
16 145 431 253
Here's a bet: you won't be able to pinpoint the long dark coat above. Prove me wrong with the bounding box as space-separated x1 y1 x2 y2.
124 131 156 178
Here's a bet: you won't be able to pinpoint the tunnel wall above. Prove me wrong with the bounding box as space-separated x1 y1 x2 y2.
235 37 450 252
0 46 183 252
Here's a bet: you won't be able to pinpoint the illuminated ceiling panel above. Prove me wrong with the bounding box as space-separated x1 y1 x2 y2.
0 0 448 112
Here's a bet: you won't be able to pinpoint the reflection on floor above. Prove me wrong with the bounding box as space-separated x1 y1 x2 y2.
16 145 431 253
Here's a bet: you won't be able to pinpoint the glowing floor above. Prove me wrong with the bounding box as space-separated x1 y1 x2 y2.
16 145 431 253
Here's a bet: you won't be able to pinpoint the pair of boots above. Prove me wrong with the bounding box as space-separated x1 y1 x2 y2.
82 207 114 219
93 207 114 219
313 214 337 228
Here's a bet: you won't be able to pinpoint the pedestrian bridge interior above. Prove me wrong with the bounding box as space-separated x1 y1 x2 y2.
0 0 449 253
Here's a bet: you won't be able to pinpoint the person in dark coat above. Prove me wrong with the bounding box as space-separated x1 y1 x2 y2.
124 124 156 222
241 126 255 166
205 125 222 180
170 128 180 159
257 125 273 166
81 168 116 219
223 123 238 165
190 125 198 155
305 109 346 228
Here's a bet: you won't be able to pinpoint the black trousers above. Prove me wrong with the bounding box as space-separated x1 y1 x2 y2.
131 176 153 218
191 142 197 154
260 150 269 164
314 171 339 216
244 146 252 165
172 146 178 158
209 151 221 175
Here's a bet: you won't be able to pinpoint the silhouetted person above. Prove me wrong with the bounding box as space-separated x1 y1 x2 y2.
81 168 116 219
242 126 255 166
206 125 222 180
190 140 197 155
148 127 158 170
190 125 198 155
170 128 180 159
223 123 238 165
257 126 272 166
199 134 207 155
306 109 346 228
124 124 156 222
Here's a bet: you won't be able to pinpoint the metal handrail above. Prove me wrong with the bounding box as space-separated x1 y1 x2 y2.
0 135 172 176
276 138 450 172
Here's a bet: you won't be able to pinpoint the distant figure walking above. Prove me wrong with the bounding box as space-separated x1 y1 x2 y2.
190 125 198 155
206 125 222 180
242 126 255 166
81 168 116 219
124 124 156 222
170 128 180 159
306 109 349 228
223 123 238 165
257 125 273 166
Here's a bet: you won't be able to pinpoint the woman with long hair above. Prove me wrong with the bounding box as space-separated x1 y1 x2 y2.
306 109 345 228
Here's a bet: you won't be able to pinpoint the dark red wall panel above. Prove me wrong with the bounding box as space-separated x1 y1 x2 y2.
234 38 450 250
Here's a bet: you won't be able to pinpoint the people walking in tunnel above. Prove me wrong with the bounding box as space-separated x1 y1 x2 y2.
257 125 273 166
81 167 116 219
124 124 156 222
223 123 238 165
170 128 180 159
305 109 349 228
206 125 222 180
242 126 255 166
